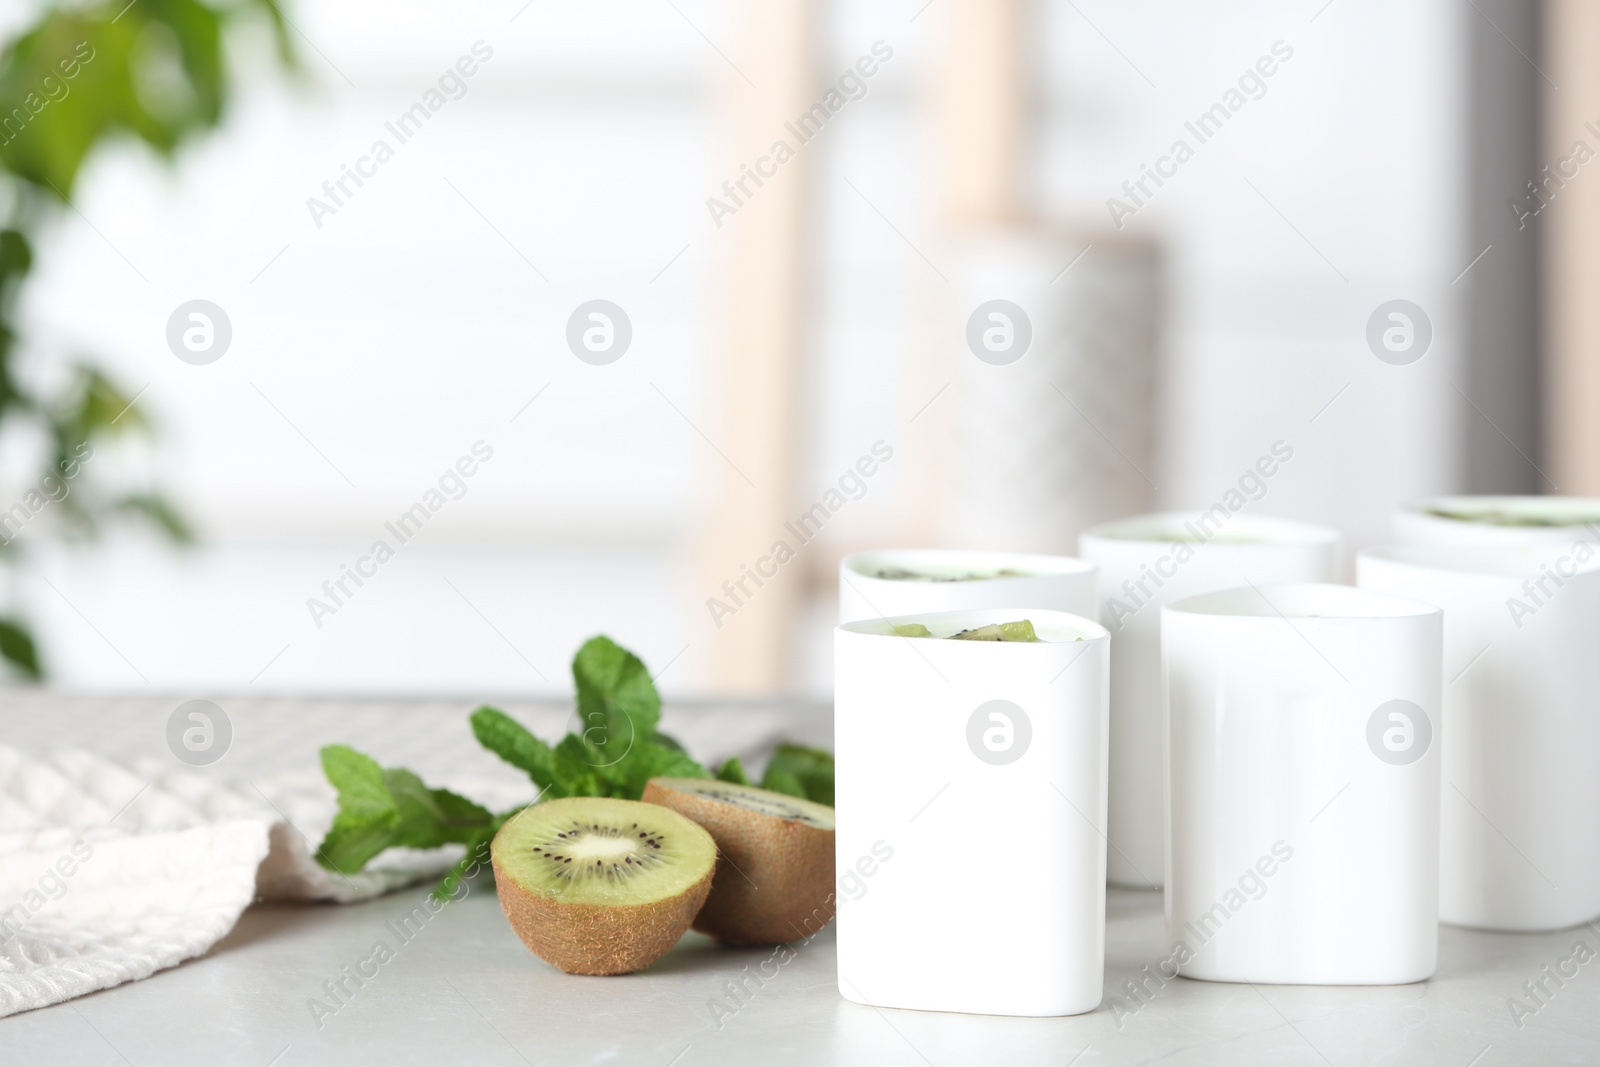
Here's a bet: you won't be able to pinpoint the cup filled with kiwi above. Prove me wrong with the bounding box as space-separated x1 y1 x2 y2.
1394 494 1600 549
837 548 1098 625
833 608 1110 1016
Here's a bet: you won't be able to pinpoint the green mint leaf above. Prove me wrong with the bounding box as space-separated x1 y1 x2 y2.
470 706 558 792
556 730 708 799
433 829 494 903
715 757 751 785
565 635 711 796
616 739 709 794
551 733 604 797
317 745 400 873
315 744 494 875
761 743 835 806
431 805 524 902
762 769 805 799
381 768 493 850
572 635 661 764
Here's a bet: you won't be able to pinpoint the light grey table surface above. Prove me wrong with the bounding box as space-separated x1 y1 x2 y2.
1 691 1597 1066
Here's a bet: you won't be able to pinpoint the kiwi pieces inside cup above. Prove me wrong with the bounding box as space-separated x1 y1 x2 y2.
871 567 1029 581
491 796 716 975
1425 506 1600 528
890 619 1040 641
951 619 1038 641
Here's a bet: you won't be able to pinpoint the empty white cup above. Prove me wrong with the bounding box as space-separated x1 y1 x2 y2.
1079 512 1341 888
1163 583 1440 984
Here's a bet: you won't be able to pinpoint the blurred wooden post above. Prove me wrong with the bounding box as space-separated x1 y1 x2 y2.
933 0 1026 226
696 0 815 692
1543 0 1600 492
894 0 1028 545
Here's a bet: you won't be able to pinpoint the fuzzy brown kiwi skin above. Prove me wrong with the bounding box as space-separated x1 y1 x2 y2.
642 780 835 946
491 828 714 976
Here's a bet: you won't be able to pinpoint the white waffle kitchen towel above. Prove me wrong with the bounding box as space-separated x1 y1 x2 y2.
0 747 474 1019
0 698 810 1018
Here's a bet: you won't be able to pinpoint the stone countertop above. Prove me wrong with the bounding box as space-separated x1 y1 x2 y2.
3 885 1597 1066
0 691 1596 1066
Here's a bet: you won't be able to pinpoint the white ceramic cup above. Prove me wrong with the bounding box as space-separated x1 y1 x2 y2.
1078 512 1342 888
835 608 1109 1016
1394 495 1600 549
1358 544 1600 931
1163 583 1441 985
837 549 1097 625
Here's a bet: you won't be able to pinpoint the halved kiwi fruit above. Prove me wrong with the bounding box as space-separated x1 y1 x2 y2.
491 796 716 975
642 778 835 946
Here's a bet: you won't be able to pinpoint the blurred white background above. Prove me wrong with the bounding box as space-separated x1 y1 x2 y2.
7 0 1543 696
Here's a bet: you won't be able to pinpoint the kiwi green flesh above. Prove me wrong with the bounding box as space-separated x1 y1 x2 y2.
494 797 717 907
647 778 835 830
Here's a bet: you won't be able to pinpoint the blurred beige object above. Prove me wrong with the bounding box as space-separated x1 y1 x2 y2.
928 0 1161 552
695 0 816 692
933 0 1026 227
1543 0 1600 492
951 230 1161 552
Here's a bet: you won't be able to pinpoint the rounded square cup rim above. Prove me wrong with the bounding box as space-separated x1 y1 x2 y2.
1359 542 1600 581
841 548 1097 582
837 607 1109 644
1080 511 1340 548
1163 581 1440 621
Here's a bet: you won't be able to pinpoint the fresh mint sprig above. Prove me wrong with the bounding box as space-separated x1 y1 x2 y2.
313 634 835 899
471 636 711 798
756 743 834 806
316 745 496 875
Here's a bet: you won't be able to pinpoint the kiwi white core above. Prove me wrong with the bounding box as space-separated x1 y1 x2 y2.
496 797 715 907
653 778 835 830
568 835 637 862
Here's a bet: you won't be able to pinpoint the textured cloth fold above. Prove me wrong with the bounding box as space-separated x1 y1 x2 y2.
0 696 814 1017
0 746 461 1018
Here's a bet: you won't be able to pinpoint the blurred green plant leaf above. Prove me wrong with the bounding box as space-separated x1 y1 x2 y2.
0 0 292 197
114 493 192 541
0 617 41 679
0 1 292 675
